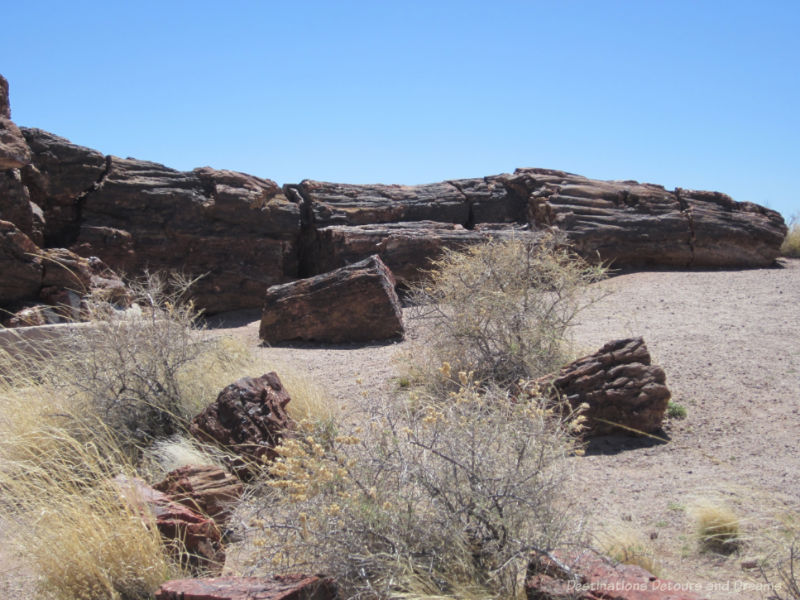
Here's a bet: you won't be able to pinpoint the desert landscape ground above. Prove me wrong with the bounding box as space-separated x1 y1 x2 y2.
1 257 798 599
199 257 799 599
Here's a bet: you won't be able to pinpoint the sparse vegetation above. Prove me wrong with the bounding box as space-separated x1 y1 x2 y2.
240 373 587 599
667 401 687 419
407 233 606 388
0 273 260 599
781 214 800 258
596 526 660 576
689 499 741 553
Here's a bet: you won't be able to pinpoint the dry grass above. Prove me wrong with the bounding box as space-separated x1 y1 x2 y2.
689 498 741 553
596 525 660 576
781 214 800 258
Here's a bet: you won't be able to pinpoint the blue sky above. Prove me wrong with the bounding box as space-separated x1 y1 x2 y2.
2 1 798 220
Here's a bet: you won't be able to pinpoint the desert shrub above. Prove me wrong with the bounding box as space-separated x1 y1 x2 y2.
764 543 800 600
239 375 586 599
407 233 606 388
690 499 741 553
782 214 800 258
666 401 687 419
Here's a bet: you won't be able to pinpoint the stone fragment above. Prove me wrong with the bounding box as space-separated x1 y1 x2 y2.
260 254 403 343
527 551 707 599
189 373 294 476
155 574 337 600
153 464 243 528
535 337 671 436
115 475 224 574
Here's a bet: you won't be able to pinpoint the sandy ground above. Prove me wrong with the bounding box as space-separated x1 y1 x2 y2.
2 258 798 598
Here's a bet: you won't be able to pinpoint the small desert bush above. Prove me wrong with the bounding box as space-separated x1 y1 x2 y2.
766 543 800 600
596 526 659 575
689 499 741 553
666 401 687 419
407 233 606 388
781 214 800 258
239 375 587 599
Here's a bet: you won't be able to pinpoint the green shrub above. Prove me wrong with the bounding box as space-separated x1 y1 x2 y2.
667 401 687 419
407 233 606 388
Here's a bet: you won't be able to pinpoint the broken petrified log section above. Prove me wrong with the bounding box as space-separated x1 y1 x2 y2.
153 464 243 529
535 337 671 436
189 372 294 478
259 254 404 344
526 550 708 600
155 574 338 600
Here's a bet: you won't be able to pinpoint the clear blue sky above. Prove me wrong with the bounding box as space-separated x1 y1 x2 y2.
2 1 798 220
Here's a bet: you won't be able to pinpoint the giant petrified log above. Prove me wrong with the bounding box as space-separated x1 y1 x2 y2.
260 254 404 344
536 337 671 437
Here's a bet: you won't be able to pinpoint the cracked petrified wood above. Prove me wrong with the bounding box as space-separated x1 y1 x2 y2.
260 254 404 343
189 373 294 476
155 574 337 600
536 337 671 436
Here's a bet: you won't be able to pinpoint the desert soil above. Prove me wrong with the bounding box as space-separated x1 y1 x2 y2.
2 259 798 599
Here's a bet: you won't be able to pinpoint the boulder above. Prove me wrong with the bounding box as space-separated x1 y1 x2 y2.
305 221 539 283
0 219 43 304
502 168 786 268
189 373 294 477
153 464 243 529
535 338 671 437
115 475 224 574
526 551 707 599
260 254 404 344
155 574 337 600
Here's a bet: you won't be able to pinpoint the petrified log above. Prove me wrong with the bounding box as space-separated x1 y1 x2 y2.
189 373 294 476
306 221 539 283
0 76 30 169
0 219 43 303
155 574 337 600
536 337 671 436
526 551 707 600
115 475 225 574
502 168 786 268
260 254 404 343
153 464 243 529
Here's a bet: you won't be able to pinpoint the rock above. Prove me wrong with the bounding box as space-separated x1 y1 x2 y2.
20 128 108 246
502 168 786 268
0 219 43 304
114 475 224 574
0 117 31 169
527 551 707 599
260 254 403 343
0 168 44 245
189 373 294 476
74 157 301 313
155 574 337 600
305 221 540 283
0 74 9 119
535 338 671 437
0 77 31 169
153 465 243 529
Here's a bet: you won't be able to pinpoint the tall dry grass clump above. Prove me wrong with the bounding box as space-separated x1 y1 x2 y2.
781 213 800 258
406 233 606 387
0 272 259 598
